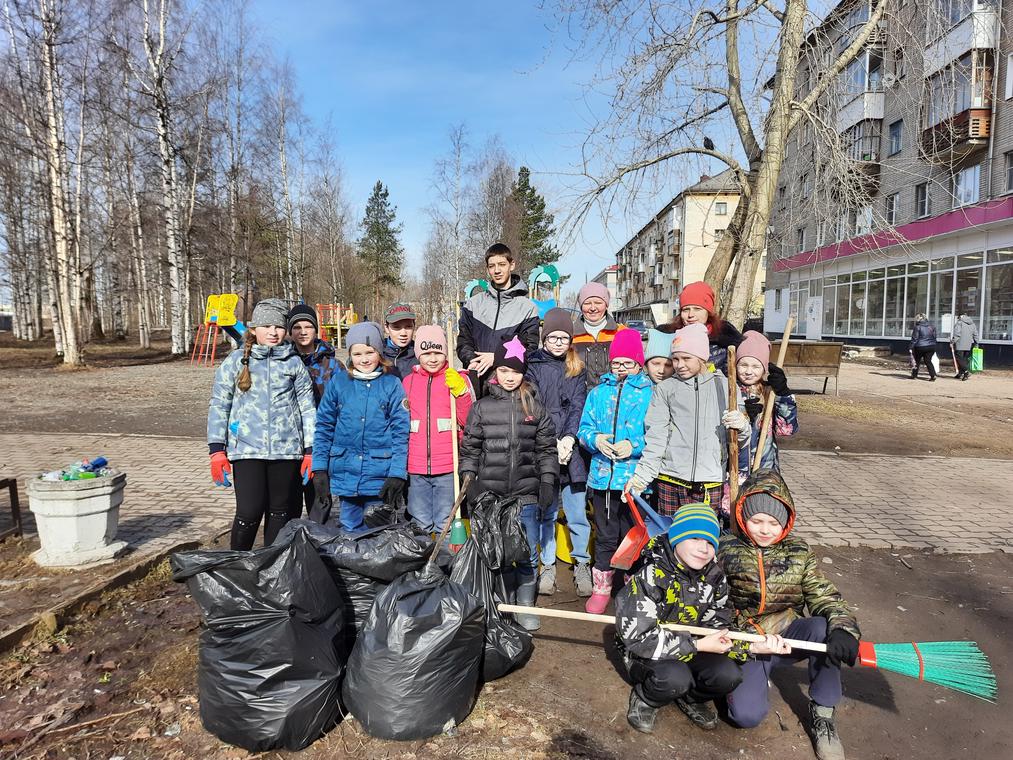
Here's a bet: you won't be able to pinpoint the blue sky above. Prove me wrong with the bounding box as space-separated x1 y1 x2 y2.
248 1 707 287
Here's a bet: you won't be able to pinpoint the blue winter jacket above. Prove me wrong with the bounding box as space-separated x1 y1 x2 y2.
312 370 409 497
297 339 342 405
207 341 316 460
526 348 588 487
577 372 654 491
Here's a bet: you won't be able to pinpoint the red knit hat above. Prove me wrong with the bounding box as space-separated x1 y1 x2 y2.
608 328 645 366
680 281 716 314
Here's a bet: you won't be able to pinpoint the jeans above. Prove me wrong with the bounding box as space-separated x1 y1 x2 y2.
407 473 456 534
538 485 591 565
518 502 549 577
337 495 383 533
726 617 843 728
628 653 743 707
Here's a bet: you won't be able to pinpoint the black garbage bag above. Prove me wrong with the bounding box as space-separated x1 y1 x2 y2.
450 539 532 680
342 567 484 740
170 529 343 752
467 492 529 570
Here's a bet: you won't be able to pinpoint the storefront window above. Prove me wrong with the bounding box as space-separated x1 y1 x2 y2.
850 281 867 334
955 267 981 321
905 274 928 331
866 278 886 335
824 285 837 332
957 252 984 268
885 277 906 335
887 265 905 277
984 263 1013 340
835 283 851 333
929 270 955 336
988 248 1013 264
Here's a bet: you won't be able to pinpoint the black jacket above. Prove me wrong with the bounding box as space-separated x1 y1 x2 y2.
459 382 559 499
910 320 938 350
525 349 588 487
382 339 419 379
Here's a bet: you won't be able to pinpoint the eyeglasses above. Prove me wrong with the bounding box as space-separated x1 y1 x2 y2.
610 360 638 370
544 335 571 345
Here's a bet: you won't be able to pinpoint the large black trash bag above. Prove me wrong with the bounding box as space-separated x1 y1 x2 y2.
467 491 529 570
342 566 485 740
170 529 343 752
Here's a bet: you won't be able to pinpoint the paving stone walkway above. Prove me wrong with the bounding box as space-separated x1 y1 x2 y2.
1 434 1011 559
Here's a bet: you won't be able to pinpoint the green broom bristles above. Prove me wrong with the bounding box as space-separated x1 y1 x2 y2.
866 641 997 703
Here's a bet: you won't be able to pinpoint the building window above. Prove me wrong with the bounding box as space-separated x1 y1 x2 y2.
1006 53 1013 100
894 48 906 80
953 163 981 207
800 173 811 199
886 192 899 225
915 183 931 218
778 185 786 208
929 0 973 39
855 205 873 236
775 289 783 311
715 202 728 215
796 227 806 252
888 120 903 155
1005 151 1013 192
715 228 726 241
926 52 989 128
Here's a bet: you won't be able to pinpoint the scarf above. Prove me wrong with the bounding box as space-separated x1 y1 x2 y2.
352 368 383 381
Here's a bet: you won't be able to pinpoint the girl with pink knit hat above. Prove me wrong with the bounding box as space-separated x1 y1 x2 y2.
625 323 749 524
733 330 798 479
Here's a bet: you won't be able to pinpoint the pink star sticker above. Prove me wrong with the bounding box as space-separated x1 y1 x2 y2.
503 336 526 361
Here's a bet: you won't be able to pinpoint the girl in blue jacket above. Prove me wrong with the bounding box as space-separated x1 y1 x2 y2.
311 322 410 532
577 328 653 614
207 298 316 550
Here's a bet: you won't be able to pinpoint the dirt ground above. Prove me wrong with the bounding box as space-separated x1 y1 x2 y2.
1 545 1009 759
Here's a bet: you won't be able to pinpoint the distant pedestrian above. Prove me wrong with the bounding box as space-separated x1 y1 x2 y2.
571 282 629 389
659 281 743 374
382 302 420 379
950 311 980 381
909 313 938 381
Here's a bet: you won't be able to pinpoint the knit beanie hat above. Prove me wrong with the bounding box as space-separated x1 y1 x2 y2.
577 282 610 308
286 303 319 333
741 491 789 528
345 321 384 352
494 335 528 374
249 298 289 328
679 281 716 315
607 327 645 366
671 323 710 362
414 325 448 359
541 307 575 340
667 504 720 552
737 330 771 367
645 329 674 362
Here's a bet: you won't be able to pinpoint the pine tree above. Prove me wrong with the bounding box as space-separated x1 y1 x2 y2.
357 180 405 317
510 166 558 270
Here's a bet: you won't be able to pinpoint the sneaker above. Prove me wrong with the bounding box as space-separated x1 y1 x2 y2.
954 371 962 379
809 701 845 760
929 376 936 381
573 562 593 597
538 565 556 596
675 697 719 731
626 689 657 734
962 371 970 381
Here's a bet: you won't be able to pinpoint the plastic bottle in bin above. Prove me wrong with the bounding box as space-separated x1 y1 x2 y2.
60 457 109 480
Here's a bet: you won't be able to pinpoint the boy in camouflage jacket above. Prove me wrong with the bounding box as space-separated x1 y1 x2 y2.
719 469 860 760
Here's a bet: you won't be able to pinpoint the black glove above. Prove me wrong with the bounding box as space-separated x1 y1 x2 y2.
744 397 764 422
764 363 791 396
825 628 859 667
379 476 407 505
308 471 332 524
538 481 556 510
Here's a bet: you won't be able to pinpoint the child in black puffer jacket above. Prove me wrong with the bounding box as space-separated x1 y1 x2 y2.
460 335 559 631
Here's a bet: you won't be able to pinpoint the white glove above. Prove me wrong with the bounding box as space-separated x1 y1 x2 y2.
611 439 633 460
557 436 575 465
721 409 750 432
624 475 648 495
594 434 616 459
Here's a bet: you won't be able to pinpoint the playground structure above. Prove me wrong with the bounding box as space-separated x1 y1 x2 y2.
191 294 245 367
316 303 358 347
528 264 561 318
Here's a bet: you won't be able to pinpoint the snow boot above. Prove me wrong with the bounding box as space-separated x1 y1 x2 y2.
573 561 593 597
538 565 556 596
809 701 845 760
514 575 541 631
675 697 719 730
584 568 613 614
626 689 658 734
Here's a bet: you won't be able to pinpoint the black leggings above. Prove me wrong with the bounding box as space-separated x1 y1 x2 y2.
590 488 634 571
911 347 936 378
231 459 302 550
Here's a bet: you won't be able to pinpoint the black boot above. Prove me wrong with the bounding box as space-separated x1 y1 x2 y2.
675 697 719 730
627 689 658 734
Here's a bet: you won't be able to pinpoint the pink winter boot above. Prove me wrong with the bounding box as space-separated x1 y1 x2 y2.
584 569 614 614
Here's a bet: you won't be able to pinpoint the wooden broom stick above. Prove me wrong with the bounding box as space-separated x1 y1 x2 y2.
751 316 794 473
726 345 739 506
446 316 460 501
497 603 826 652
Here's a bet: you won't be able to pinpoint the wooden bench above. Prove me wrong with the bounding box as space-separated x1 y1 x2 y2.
770 340 844 396
0 478 23 541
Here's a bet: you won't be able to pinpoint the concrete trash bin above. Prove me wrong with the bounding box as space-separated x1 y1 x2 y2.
28 470 129 567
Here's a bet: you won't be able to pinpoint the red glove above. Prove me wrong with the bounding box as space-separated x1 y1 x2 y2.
301 454 314 485
210 452 232 487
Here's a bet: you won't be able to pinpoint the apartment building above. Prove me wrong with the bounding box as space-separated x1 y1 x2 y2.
615 171 745 325
765 0 1013 360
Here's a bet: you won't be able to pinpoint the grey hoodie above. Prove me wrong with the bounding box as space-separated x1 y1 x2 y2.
950 315 979 351
633 370 745 485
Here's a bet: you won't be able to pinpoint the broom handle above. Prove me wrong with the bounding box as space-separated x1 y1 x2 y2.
447 316 460 501
426 473 473 567
727 345 739 505
752 316 794 473
497 604 828 653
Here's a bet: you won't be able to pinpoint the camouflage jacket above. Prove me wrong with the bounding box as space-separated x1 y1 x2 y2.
207 341 316 461
718 469 860 639
615 536 749 663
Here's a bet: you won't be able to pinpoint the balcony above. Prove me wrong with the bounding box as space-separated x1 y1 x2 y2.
921 108 991 160
836 89 884 132
924 9 999 78
844 134 882 182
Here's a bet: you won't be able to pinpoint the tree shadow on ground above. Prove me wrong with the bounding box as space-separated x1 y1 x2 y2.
769 659 898 723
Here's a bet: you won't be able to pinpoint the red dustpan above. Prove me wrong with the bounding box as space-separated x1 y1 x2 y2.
611 492 649 570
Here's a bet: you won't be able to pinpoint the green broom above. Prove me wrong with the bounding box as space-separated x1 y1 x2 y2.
499 605 998 703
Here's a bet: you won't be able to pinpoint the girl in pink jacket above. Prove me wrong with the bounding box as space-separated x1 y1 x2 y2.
402 325 474 533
